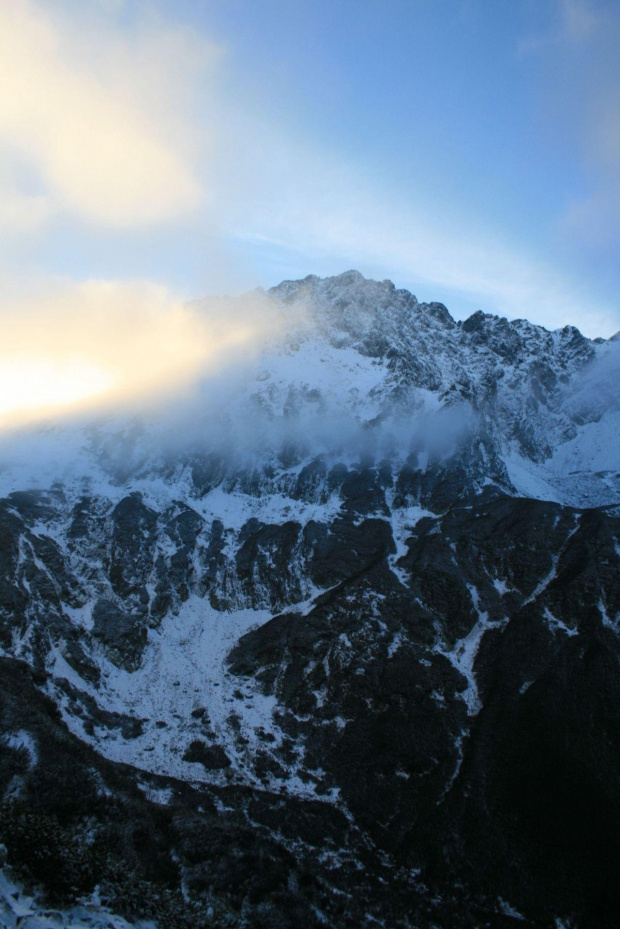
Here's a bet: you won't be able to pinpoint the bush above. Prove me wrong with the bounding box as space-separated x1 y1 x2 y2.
0 800 239 927
0 800 104 898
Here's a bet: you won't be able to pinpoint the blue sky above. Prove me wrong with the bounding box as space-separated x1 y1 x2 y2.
1 0 619 337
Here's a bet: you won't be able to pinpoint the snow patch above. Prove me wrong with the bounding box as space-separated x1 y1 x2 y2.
543 607 578 638
79 599 278 788
50 596 338 802
599 598 618 632
523 518 580 606
492 577 511 596
2 730 38 769
386 497 433 587
434 587 507 714
498 897 526 920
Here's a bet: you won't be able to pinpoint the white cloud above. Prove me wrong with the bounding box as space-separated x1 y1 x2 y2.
0 0 214 228
0 176 52 233
560 0 602 41
517 0 620 262
220 121 619 337
517 0 602 55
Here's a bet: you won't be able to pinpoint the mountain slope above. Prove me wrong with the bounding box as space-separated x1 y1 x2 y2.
1 271 619 928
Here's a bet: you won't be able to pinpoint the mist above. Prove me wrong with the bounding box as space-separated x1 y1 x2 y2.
0 281 480 497
563 335 620 424
152 386 477 471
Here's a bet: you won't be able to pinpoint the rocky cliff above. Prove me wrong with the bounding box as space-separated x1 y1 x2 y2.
1 271 619 928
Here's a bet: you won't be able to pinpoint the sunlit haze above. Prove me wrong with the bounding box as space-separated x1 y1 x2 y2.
0 280 280 428
0 358 114 422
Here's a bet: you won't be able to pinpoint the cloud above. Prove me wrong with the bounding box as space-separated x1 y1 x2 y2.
0 279 478 488
517 0 602 55
0 0 213 228
0 175 52 233
561 0 602 40
220 123 619 337
518 1 620 261
0 279 280 427
0 0 616 354
564 337 620 423
559 188 620 253
558 4 620 257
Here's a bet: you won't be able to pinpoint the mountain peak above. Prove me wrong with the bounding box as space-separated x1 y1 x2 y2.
1 269 619 929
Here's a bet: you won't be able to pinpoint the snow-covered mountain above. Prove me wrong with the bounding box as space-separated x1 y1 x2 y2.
1 271 619 928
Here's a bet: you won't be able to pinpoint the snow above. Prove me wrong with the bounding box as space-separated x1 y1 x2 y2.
503 409 620 509
598 598 618 632
60 598 278 789
543 607 578 638
290 581 339 616
138 783 173 806
194 485 343 532
386 497 432 587
492 577 511 596
49 647 93 692
552 410 620 474
434 586 508 715
522 554 562 607
437 728 467 801
0 864 155 929
387 632 405 658
255 338 389 424
498 898 526 920
521 517 580 606
503 453 564 505
51 590 338 801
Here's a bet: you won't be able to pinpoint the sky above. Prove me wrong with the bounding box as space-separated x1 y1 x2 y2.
0 0 619 422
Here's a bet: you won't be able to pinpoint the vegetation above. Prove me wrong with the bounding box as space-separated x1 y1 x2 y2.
0 800 238 928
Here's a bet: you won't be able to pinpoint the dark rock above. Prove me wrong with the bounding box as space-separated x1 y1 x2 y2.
92 598 147 670
182 740 231 769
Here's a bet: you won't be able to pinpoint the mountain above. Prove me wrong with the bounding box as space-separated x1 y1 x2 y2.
1 271 619 928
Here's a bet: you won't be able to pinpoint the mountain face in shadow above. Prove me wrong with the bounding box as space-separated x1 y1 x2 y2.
1 272 619 928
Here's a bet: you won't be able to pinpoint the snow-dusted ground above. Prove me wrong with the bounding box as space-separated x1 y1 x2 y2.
504 432 620 508
50 600 278 787
49 593 337 801
0 865 155 929
434 585 508 715
385 496 433 587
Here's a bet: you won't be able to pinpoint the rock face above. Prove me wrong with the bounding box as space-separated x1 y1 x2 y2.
1 271 619 928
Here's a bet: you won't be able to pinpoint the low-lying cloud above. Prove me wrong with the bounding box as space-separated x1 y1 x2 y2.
153 382 477 472
563 336 620 424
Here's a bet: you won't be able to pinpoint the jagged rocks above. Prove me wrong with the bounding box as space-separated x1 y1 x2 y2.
1 272 619 927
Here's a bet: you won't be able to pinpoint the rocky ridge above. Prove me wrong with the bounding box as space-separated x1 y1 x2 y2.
1 271 619 928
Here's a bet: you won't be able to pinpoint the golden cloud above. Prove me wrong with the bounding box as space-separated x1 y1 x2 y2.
0 279 280 427
0 0 213 228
